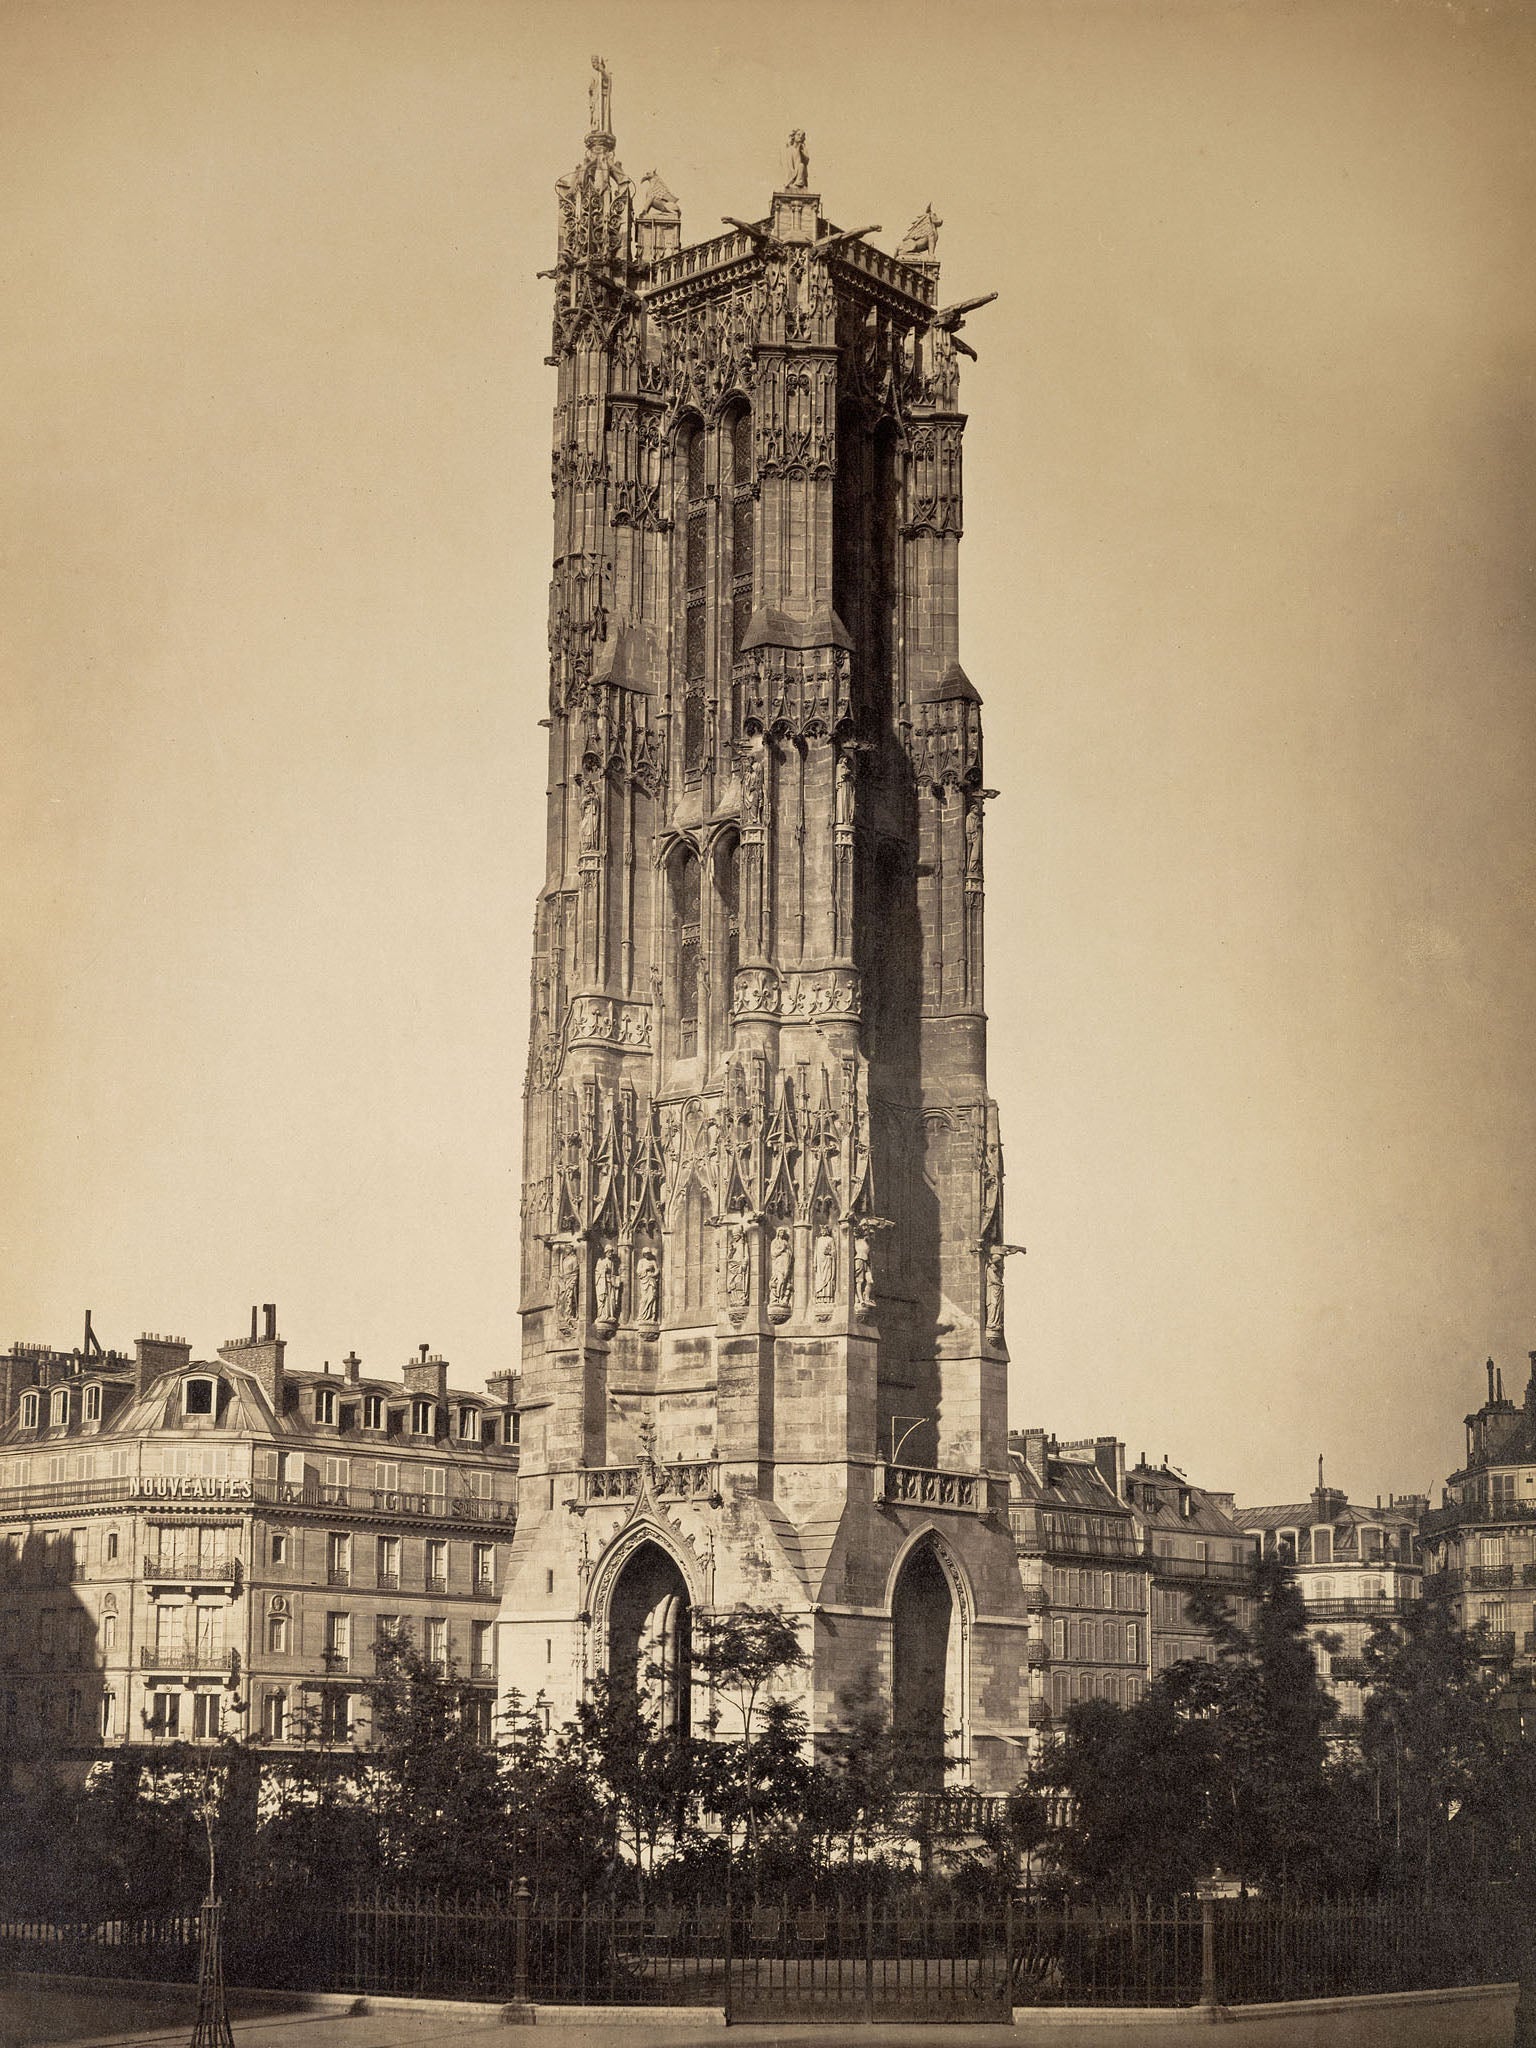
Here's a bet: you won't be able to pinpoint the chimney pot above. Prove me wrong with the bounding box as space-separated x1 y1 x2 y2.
263 1304 277 1342
250 1306 259 1342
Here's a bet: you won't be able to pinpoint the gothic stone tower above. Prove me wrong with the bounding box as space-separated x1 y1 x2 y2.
498 68 1028 1792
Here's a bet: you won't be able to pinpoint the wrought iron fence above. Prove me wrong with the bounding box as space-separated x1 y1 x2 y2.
0 1887 1521 2019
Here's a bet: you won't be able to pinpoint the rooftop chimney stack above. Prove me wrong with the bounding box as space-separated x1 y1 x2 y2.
404 1345 450 1400
135 1332 192 1396
218 1301 285 1415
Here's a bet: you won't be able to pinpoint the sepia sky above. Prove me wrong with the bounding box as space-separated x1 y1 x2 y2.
2 0 1533 1509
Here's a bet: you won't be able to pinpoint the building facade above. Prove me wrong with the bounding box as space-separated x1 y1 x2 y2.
1421 1357 1536 1678
498 73 1029 1790
0 1310 517 1760
1238 1472 1423 1720
1008 1432 1251 1746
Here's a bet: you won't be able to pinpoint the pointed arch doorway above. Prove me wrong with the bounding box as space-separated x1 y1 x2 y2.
891 1541 956 1792
607 1539 692 1737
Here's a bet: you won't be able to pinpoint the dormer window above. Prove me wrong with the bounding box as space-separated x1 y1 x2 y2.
20 1392 39 1428
84 1385 102 1423
457 1406 479 1442
363 1394 384 1430
411 1398 435 1437
183 1378 215 1417
314 1386 336 1426
49 1390 69 1427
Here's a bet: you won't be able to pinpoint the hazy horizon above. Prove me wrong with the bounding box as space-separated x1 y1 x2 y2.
3 0 1533 1510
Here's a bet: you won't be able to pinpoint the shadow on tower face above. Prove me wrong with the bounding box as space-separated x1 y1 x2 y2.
0 1527 109 1789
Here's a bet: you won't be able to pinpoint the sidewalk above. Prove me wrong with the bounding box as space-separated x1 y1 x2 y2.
2 1981 1519 2048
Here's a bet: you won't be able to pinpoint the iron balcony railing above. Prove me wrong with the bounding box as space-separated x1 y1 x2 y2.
1422 1498 1536 1535
1468 1563 1514 1588
469 1659 494 1681
1329 1656 1370 1682
376 1569 400 1590
139 1646 236 1673
143 1556 238 1585
1476 1631 1516 1659
1304 1596 1419 1622
580 1461 720 1506
327 1567 351 1587
1150 1555 1253 1584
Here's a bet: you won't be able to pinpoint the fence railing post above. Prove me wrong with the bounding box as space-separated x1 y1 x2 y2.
1200 1895 1217 2019
513 1878 531 2007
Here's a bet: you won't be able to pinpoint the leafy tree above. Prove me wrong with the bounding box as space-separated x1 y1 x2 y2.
568 1671 702 1883
1044 1555 1367 1897
1361 1580 1504 1893
689 1605 809 1863
1040 1691 1213 1900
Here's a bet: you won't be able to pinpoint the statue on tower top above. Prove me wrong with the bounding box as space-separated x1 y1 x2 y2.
896 204 942 261
782 129 809 191
589 54 612 137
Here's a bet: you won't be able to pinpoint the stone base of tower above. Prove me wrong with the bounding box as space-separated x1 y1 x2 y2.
495 1461 1031 1796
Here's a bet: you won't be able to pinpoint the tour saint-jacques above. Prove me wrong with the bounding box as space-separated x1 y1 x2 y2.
0 71 1517 1806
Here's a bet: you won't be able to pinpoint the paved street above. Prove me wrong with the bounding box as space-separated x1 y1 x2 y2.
1 1982 1520 2048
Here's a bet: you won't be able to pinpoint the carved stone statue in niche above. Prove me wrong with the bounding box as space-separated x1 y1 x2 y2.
853 1229 875 1315
742 752 764 825
835 751 856 829
896 205 942 260
782 130 809 191
555 1244 581 1330
965 799 983 883
635 1245 660 1324
594 1241 622 1325
578 778 602 855
813 1226 838 1308
725 1225 752 1311
768 1228 794 1314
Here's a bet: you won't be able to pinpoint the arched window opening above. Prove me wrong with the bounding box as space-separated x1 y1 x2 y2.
673 849 701 1058
729 405 754 657
718 835 741 1018
891 1543 953 1793
609 1542 691 1737
680 419 707 779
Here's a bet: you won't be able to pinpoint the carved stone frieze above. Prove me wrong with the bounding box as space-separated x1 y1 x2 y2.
732 967 781 1016
735 646 852 741
904 419 964 539
780 969 860 1020
567 996 655 1048
906 694 982 792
